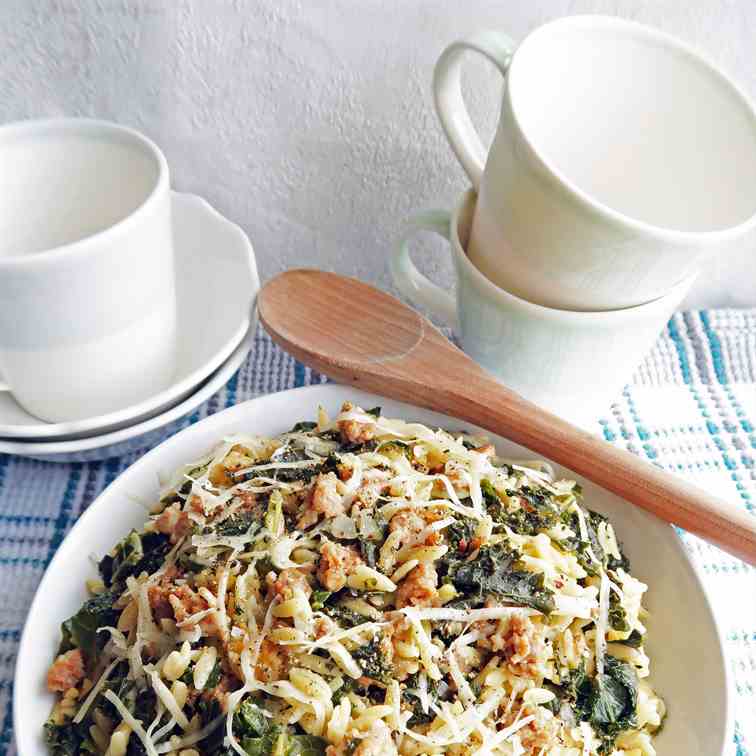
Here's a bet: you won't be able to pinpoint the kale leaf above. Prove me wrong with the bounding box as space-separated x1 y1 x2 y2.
480 480 560 536
126 688 157 755
616 629 644 648
59 588 120 672
235 698 273 738
561 508 631 574
194 695 224 729
609 591 630 633
99 665 138 722
99 530 171 587
552 657 638 752
241 727 327 756
285 735 328 756
541 663 591 716
591 673 631 725
607 541 631 573
480 479 503 515
322 602 368 629
339 439 379 454
402 673 439 727
351 636 393 683
332 677 358 706
444 518 477 552
449 543 555 614
260 450 340 483
241 728 286 756
558 508 604 576
290 421 318 432
310 590 332 611
376 440 413 460
215 510 261 537
233 445 316 484
44 721 97 755
503 487 560 535
590 656 639 731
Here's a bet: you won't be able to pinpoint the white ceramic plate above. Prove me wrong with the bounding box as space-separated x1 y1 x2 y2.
14 385 731 754
0 323 255 462
0 192 254 440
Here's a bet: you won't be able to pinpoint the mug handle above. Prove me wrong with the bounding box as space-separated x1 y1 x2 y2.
433 30 515 188
390 209 459 330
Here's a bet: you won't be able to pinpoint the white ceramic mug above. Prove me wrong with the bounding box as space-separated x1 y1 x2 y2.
0 118 177 423
433 16 756 311
391 189 696 426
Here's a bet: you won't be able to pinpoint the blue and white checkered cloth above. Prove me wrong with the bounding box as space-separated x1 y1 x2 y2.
1 314 754 755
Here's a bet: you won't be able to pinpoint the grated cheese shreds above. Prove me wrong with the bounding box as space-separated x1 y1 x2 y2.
472 714 536 756
214 559 234 641
399 605 540 622
149 670 190 730
448 644 476 707
154 714 224 753
146 700 166 738
44 401 666 756
151 714 177 742
103 690 160 756
595 569 611 676
72 657 121 724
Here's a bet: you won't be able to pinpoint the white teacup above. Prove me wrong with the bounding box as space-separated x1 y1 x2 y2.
391 189 696 426
0 118 177 423
433 16 756 311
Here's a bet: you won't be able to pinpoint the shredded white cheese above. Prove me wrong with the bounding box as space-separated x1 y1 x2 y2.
397 606 538 623
154 714 225 753
104 690 159 756
595 569 610 676
148 670 190 730
72 657 121 724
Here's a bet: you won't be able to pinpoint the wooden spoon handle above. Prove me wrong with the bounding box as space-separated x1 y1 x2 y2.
433 373 756 564
259 269 756 565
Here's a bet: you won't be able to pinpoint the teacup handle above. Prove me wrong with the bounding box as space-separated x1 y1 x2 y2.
433 30 515 187
390 210 459 330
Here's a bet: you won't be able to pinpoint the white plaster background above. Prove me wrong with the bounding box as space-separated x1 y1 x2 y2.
1 0 755 310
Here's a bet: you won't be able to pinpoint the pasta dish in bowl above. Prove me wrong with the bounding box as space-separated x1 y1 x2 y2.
42 401 666 756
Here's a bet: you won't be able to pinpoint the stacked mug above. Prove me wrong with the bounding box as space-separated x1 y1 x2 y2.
393 16 756 426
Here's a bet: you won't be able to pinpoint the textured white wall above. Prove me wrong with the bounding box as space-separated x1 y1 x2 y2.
1 0 755 310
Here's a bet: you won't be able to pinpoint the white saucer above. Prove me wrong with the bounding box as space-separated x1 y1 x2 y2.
0 192 256 440
0 322 255 462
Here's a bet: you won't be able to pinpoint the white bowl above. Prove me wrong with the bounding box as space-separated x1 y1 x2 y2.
13 385 732 754
0 192 254 440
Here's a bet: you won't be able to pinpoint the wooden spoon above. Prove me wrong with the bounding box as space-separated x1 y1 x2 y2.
258 269 756 565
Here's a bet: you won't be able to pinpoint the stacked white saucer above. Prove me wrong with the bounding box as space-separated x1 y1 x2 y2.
0 192 259 462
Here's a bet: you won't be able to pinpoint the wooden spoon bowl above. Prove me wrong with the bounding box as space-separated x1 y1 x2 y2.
258 269 756 565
